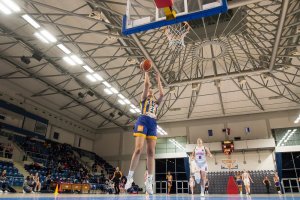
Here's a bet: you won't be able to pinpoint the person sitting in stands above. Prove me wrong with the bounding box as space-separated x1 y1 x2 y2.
33 173 41 192
0 170 8 193
23 176 33 193
43 174 52 191
0 170 16 193
28 174 36 190
119 176 126 193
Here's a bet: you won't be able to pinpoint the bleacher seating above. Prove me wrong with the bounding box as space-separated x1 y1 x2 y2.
13 135 49 165
206 170 276 194
73 147 114 174
0 160 24 186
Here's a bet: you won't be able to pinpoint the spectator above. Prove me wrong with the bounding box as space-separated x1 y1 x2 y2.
0 170 8 193
23 176 33 193
119 176 126 193
4 144 13 159
28 174 36 190
43 174 52 191
105 179 114 194
0 170 16 193
33 173 41 192
263 176 271 194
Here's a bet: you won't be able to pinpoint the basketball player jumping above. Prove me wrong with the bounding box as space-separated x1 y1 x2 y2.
193 138 212 197
125 70 164 195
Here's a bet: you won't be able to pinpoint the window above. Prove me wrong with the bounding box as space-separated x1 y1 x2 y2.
155 158 189 194
156 136 187 154
53 132 59 140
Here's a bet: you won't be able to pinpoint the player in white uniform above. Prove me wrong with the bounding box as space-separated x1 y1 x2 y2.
193 138 212 197
242 170 253 195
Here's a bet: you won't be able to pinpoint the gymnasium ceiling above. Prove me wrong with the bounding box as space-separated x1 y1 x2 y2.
0 0 299 132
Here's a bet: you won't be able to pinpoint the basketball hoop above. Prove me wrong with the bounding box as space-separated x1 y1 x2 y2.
164 22 190 51
221 159 237 170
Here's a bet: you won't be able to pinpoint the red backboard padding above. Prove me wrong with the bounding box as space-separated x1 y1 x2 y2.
227 176 239 194
154 0 174 8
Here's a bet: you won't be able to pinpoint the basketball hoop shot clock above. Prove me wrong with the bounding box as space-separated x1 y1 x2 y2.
222 140 234 155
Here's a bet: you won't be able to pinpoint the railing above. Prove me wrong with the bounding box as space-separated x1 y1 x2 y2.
281 178 300 193
176 180 189 194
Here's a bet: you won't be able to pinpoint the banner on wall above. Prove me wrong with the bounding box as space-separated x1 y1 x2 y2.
221 159 238 170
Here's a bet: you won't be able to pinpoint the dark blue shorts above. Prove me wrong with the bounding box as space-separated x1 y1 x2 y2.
133 115 157 140
237 180 242 185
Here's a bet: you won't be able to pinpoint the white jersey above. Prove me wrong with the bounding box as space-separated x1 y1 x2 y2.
242 172 250 185
194 146 208 172
195 146 207 166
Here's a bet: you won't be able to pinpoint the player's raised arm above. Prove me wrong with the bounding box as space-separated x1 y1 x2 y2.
141 72 150 101
156 73 164 104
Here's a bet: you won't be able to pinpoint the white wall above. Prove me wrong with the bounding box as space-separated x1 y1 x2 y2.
77 136 94 152
49 126 75 145
45 125 94 151
208 150 275 172
23 117 36 132
93 132 121 157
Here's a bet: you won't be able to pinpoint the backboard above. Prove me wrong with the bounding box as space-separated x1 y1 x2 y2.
122 0 228 35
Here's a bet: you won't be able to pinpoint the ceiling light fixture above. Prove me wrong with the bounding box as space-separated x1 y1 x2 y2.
0 2 11 14
82 65 94 73
70 55 83 65
118 94 125 99
110 87 119 94
1 0 20 12
130 109 136 113
63 57 76 66
34 32 49 43
103 81 111 88
40 30 57 43
22 14 40 29
57 44 71 54
118 99 125 105
104 88 113 95
86 74 97 82
93 73 103 81
124 99 130 104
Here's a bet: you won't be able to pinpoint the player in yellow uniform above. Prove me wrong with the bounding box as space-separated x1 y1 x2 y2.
125 71 164 195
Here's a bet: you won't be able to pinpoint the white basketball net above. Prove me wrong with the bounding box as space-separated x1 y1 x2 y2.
164 22 190 51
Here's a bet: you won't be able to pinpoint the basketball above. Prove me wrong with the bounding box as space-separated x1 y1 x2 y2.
140 59 152 72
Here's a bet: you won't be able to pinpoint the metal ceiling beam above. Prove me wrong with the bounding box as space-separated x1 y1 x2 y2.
211 44 225 115
26 0 121 29
157 86 188 119
269 0 290 71
168 68 270 87
131 34 169 87
0 56 123 127
228 0 265 10
248 75 300 104
216 86 225 115
231 80 264 111
0 24 130 127
187 84 201 119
